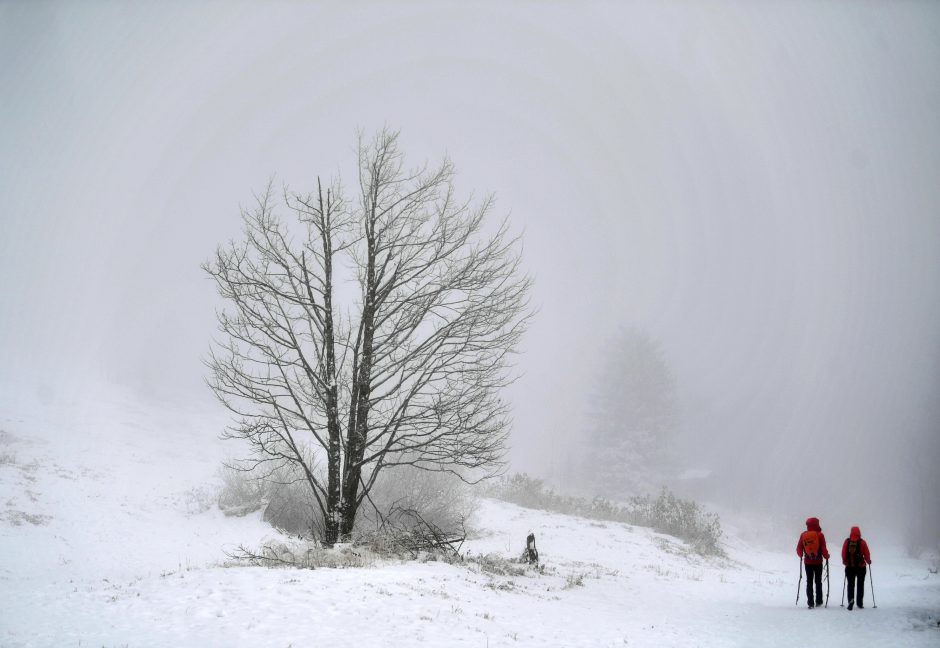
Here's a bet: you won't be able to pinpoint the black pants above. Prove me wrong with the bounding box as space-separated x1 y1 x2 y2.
846 566 867 606
805 563 824 605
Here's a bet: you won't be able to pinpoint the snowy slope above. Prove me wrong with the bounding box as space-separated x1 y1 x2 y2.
1 384 938 647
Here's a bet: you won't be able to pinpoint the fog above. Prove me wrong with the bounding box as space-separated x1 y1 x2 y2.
2 1 938 549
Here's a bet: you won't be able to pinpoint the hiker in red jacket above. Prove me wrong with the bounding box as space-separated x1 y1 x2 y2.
841 526 872 610
796 517 830 608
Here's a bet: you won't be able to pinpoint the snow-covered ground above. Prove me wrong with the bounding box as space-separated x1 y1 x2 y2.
1 384 938 647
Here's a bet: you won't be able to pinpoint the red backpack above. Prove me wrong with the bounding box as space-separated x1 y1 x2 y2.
802 531 821 560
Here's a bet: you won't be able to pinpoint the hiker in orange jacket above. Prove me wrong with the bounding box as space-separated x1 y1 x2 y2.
841 526 872 610
796 517 830 608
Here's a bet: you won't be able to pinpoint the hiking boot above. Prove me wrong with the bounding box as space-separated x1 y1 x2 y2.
848 600 854 610
817 600 824 607
808 602 814 609
857 603 864 609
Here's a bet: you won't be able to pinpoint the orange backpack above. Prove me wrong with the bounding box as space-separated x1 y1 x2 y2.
802 531 820 560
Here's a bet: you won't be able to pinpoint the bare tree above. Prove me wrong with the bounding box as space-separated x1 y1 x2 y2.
205 129 531 544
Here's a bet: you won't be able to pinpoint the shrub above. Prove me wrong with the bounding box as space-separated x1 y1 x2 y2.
221 460 477 547
362 467 477 539
564 572 586 589
217 464 270 517
483 473 724 557
465 552 528 577
182 485 217 515
218 458 329 536
227 539 374 569
261 474 324 537
627 489 724 556
351 468 476 558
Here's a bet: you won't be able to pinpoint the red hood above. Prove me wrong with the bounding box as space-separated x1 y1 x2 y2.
850 526 861 540
805 517 821 532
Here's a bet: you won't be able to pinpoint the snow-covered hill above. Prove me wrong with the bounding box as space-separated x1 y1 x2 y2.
1 384 938 647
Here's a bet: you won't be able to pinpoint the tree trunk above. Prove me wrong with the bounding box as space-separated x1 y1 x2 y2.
340 215 378 539
319 182 343 546
339 305 375 538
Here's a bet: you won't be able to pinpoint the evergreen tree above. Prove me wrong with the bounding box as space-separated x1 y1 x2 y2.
586 327 677 496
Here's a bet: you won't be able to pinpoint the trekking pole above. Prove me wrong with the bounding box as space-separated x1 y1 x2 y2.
840 572 846 607
869 564 877 608
825 560 830 607
795 558 803 606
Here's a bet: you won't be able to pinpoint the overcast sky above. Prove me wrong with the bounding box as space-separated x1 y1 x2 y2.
2 1 938 544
